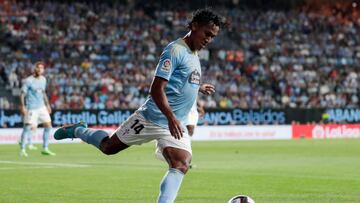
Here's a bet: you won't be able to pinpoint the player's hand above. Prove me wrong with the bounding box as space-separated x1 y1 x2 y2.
199 83 215 95
168 116 184 140
46 105 52 114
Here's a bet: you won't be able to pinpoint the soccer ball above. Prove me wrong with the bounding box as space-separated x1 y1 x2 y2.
227 195 255 203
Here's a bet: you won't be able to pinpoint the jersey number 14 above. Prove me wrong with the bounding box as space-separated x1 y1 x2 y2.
131 119 145 134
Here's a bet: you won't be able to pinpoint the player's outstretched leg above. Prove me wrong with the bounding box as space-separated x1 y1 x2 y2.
54 122 128 155
157 147 191 203
54 122 88 140
54 121 106 149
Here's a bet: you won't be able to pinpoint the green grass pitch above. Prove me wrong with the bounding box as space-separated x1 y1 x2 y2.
1 139 359 203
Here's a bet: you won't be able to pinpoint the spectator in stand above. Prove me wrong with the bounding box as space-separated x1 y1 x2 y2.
0 1 358 110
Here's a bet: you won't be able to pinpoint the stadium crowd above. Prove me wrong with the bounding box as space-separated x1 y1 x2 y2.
0 1 359 109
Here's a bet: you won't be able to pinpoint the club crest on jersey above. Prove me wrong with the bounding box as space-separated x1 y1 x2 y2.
161 59 171 72
188 70 200 85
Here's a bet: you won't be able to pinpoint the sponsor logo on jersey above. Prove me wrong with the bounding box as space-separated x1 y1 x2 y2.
189 70 200 85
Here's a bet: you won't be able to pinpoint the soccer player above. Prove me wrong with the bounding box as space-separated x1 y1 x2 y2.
54 8 225 203
19 61 55 156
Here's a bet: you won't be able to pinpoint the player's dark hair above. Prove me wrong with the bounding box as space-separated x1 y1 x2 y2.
188 8 227 29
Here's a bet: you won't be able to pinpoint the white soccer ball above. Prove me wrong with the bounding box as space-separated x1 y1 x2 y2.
227 195 255 203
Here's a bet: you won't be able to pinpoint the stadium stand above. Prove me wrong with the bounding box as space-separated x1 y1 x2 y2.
0 0 358 109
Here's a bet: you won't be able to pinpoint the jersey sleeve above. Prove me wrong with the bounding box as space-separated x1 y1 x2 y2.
21 78 30 94
154 45 182 81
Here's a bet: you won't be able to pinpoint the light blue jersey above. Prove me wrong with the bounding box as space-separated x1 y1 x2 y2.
139 38 201 129
22 75 47 110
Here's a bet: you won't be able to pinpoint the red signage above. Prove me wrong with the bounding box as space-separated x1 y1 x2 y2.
292 124 360 139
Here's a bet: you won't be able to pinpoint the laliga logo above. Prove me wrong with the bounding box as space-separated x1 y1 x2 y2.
311 125 360 138
312 125 325 139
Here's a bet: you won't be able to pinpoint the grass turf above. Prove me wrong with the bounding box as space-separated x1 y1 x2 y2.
0 139 359 203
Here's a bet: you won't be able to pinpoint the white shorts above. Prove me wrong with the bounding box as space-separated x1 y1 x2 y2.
24 106 51 127
115 112 192 156
186 105 199 126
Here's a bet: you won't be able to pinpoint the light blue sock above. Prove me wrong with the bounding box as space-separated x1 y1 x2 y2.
20 126 31 150
27 130 32 145
74 127 108 149
157 168 184 203
43 128 51 149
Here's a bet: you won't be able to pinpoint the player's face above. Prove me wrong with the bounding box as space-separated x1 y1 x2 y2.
34 64 45 76
191 22 219 50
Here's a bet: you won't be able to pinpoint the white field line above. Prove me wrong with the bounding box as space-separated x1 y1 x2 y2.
0 160 91 168
0 166 57 170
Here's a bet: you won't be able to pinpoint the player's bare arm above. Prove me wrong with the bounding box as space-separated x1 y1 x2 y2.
20 92 27 115
199 83 215 95
43 90 52 114
150 76 183 139
197 100 205 117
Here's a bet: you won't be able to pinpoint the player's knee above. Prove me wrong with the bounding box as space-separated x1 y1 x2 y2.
100 139 118 155
100 135 129 155
30 125 36 131
43 122 52 128
171 160 190 174
100 145 116 155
